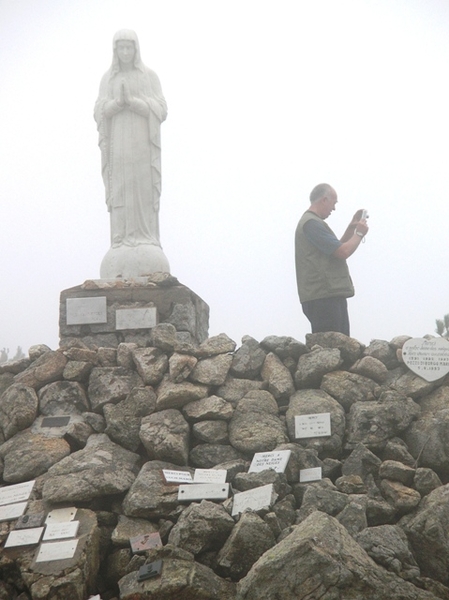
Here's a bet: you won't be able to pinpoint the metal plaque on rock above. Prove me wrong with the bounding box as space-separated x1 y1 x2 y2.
4 527 44 548
41 416 71 428
0 502 28 522
193 469 227 484
43 520 79 541
402 337 449 382
300 467 322 482
0 480 35 506
249 450 291 474
232 484 275 517
162 469 193 484
130 531 163 554
295 413 331 439
15 512 45 530
36 539 79 562
45 506 77 524
66 297 107 325
116 307 157 330
178 483 229 502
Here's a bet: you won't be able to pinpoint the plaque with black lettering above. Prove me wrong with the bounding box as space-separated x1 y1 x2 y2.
41 416 71 428
130 531 162 554
137 560 162 581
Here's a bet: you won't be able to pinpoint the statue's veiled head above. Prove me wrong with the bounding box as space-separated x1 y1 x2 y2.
110 29 144 74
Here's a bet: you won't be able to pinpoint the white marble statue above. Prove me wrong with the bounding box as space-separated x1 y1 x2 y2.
94 29 170 278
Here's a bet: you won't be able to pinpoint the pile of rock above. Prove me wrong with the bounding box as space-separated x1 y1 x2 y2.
1 327 449 599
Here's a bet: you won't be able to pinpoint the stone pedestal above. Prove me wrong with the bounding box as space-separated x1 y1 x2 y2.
59 274 209 348
100 245 170 279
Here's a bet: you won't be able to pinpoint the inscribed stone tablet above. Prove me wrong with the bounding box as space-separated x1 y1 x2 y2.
402 337 449 382
43 520 79 541
66 297 107 325
0 502 28 522
193 469 227 484
249 450 291 474
41 416 71 428
0 480 35 506
300 467 322 482
15 512 45 529
116 307 157 330
295 413 331 439
45 507 77 524
178 483 229 502
130 531 163 554
162 470 193 484
4 527 44 548
232 484 274 517
36 539 78 562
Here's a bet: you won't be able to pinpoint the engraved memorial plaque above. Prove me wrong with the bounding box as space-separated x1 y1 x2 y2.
178 483 230 502
402 337 449 382
43 520 79 541
4 527 44 548
193 469 227 484
162 470 193 484
66 297 107 325
232 484 275 517
0 480 35 506
249 450 291 474
15 512 45 530
36 539 78 562
41 416 71 428
116 307 157 330
295 413 331 439
45 506 77 524
299 467 322 482
0 502 28 522
130 531 162 554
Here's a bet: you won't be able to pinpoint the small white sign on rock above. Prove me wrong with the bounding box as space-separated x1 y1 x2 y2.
178 483 229 502
45 507 77 524
116 307 157 330
162 470 193 484
232 484 275 517
299 467 322 482
249 450 291 474
402 337 449 382
66 297 107 325
0 480 35 507
193 469 227 484
295 413 331 439
43 520 80 541
36 539 79 563
0 502 28 522
4 527 44 548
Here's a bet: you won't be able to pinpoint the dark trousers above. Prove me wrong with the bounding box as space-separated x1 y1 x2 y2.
301 297 350 336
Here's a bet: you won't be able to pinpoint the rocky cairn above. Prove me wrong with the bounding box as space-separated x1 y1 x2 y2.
1 328 449 599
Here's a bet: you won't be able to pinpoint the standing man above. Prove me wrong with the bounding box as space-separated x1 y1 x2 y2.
295 183 369 336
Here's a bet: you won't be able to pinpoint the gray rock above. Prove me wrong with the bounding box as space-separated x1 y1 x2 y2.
150 322 178 353
182 394 233 422
28 343 52 361
14 350 68 390
193 420 228 444
236 511 436 600
342 443 382 480
97 346 117 366
391 370 436 400
196 333 237 358
413 467 443 497
260 335 308 360
305 331 364 365
260 352 295 402
233 471 291 501
217 510 276 580
38 381 89 415
0 383 38 441
190 443 242 468
117 342 138 369
230 337 266 379
364 339 401 369
382 437 416 467
189 353 233 386
380 479 421 512
296 481 349 522
156 375 209 410
335 475 367 494
62 360 93 382
42 433 140 502
131 347 168 386
379 460 415 486
104 386 156 451
274 442 322 484
168 352 198 383
286 389 345 458
168 499 234 555
320 370 379 411
0 372 14 397
217 376 266 406
404 407 449 475
355 524 420 580
111 514 158 547
0 430 71 482
123 461 192 520
336 494 368 536
88 367 141 412
140 409 190 465
350 355 389 384
294 345 343 388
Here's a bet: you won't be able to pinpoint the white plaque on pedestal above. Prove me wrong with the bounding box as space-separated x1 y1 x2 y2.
0 502 28 522
43 520 80 541
178 483 229 502
295 413 331 439
402 337 449 382
36 539 79 562
193 469 227 484
116 307 157 330
249 451 291 474
162 470 193 484
0 480 35 506
299 467 322 482
232 484 275 516
4 527 44 548
66 297 107 325
45 507 77 524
